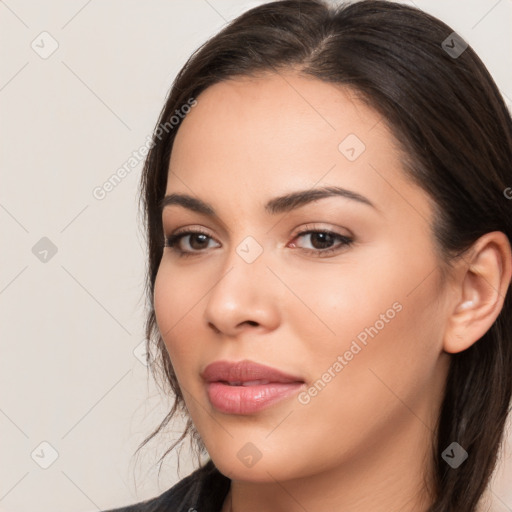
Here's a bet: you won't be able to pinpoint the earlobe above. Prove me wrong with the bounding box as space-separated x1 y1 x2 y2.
443 232 512 354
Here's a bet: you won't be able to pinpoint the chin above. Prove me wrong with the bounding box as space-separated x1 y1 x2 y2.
209 446 305 483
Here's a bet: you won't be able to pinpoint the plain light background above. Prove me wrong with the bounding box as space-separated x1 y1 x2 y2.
0 0 511 511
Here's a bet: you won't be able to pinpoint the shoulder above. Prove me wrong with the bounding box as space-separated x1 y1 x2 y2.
103 459 231 512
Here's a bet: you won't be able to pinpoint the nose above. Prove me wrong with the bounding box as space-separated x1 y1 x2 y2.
203 246 281 337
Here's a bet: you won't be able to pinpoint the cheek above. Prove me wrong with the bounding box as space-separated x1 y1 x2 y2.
153 262 203 364
288 241 445 401
153 265 176 340
283 263 445 468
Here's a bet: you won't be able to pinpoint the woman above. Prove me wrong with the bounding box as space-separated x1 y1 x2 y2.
106 0 512 510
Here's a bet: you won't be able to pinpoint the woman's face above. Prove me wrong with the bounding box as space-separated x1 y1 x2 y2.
153 71 452 483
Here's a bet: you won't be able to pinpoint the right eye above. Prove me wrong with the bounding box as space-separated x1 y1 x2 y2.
164 229 221 257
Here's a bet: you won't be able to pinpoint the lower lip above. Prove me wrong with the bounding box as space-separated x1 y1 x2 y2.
206 381 304 414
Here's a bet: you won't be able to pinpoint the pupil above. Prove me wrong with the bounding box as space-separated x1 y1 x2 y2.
311 232 333 249
190 234 208 250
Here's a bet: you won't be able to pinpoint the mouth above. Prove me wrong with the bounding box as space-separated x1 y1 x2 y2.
201 360 305 415
221 380 274 386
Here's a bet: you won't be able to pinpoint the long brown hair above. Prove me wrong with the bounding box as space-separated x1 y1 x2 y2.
135 1 512 510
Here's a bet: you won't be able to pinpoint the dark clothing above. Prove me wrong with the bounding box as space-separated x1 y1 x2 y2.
104 460 231 512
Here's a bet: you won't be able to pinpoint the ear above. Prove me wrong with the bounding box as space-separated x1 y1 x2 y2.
443 231 512 354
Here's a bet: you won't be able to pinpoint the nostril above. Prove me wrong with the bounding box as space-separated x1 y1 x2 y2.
208 322 221 334
207 320 259 334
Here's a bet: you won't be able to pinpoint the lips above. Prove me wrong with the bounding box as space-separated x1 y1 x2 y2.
201 360 305 414
201 359 304 385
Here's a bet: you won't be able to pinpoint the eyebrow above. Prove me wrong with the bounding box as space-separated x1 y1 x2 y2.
159 186 377 217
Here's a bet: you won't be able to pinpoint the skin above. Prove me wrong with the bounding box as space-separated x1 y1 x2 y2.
153 71 512 512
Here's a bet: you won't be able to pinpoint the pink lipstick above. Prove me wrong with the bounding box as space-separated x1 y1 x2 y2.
202 359 305 414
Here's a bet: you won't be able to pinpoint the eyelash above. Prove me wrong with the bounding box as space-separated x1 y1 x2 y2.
164 226 354 258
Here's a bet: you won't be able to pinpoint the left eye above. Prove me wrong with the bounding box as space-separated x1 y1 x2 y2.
290 230 353 253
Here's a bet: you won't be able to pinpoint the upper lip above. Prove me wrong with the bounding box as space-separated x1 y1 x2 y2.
201 359 304 384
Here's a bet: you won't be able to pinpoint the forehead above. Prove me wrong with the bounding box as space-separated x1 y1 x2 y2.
166 71 432 224
171 71 387 168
